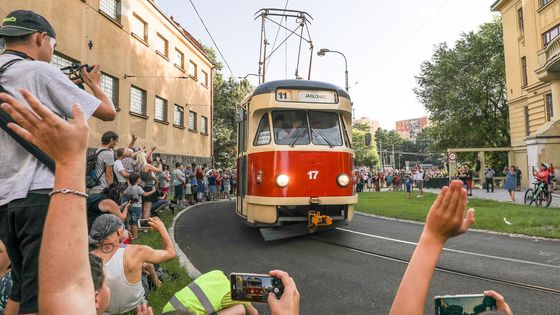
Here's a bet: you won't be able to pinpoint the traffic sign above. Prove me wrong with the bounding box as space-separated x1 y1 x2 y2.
448 152 456 161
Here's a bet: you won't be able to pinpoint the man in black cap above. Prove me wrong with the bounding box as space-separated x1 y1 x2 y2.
0 9 116 315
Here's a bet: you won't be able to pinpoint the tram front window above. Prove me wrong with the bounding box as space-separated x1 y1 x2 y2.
309 111 342 146
272 111 310 145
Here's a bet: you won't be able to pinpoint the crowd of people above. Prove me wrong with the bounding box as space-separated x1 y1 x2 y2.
353 165 442 198
0 10 517 315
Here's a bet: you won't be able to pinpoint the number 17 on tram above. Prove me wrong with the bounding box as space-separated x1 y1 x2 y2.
235 80 357 240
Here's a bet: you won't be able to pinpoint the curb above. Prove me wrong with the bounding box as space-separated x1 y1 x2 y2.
169 199 233 279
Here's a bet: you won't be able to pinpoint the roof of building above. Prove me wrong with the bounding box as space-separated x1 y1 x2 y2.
252 80 350 99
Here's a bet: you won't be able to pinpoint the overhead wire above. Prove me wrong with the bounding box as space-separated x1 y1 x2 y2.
188 0 235 77
352 0 453 88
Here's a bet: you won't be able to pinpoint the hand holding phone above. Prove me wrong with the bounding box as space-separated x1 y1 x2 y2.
434 294 496 315
138 219 151 229
230 273 284 303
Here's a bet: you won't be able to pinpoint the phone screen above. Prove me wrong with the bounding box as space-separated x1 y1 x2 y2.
230 273 283 303
138 219 150 229
434 294 496 315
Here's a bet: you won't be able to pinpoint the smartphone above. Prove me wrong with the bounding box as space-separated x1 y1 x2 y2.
434 294 496 315
230 273 284 303
138 219 151 229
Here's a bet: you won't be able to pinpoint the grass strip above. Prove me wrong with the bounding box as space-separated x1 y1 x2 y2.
357 191 560 239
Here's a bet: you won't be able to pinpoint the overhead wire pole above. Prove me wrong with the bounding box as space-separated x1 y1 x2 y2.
254 8 313 83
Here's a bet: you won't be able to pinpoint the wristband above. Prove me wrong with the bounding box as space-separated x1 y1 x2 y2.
49 188 89 198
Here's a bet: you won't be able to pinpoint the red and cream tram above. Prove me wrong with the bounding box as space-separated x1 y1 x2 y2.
235 80 357 240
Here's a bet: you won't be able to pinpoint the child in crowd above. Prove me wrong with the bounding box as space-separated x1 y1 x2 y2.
122 148 136 174
124 172 156 239
405 175 412 199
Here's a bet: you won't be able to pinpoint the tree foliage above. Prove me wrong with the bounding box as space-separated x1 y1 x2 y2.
414 19 509 155
203 45 253 168
352 123 379 167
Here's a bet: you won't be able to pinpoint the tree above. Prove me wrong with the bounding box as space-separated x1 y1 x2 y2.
203 45 253 168
414 19 509 160
352 123 379 167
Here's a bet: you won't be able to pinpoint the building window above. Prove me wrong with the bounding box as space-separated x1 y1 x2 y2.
517 8 524 36
201 70 209 87
201 116 208 135
541 0 553 8
154 96 167 122
524 107 530 136
543 24 560 46
188 110 197 131
174 105 184 127
130 85 146 115
131 13 148 42
155 33 168 58
189 60 197 79
521 57 528 86
174 49 184 69
546 93 554 121
100 72 119 108
50 52 78 70
99 0 121 22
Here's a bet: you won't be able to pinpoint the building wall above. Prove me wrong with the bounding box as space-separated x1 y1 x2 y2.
395 116 429 140
0 0 213 164
493 0 560 187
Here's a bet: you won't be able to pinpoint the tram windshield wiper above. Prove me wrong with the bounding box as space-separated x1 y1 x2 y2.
313 129 334 148
289 129 306 147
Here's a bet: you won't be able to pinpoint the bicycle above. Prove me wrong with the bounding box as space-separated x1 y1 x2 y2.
524 180 552 207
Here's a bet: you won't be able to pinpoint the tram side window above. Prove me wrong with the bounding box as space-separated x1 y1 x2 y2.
308 111 343 146
254 113 271 146
272 111 310 145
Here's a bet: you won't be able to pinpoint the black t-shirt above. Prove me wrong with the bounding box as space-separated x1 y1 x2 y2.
87 193 112 231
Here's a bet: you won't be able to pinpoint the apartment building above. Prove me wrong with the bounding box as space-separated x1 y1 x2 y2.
395 116 429 140
0 0 214 164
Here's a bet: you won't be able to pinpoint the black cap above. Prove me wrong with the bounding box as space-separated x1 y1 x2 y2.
0 10 56 39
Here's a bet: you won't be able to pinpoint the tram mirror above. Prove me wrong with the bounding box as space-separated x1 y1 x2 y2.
365 132 372 146
235 107 246 123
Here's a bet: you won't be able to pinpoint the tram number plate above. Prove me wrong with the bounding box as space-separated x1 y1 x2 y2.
307 170 319 179
276 89 337 104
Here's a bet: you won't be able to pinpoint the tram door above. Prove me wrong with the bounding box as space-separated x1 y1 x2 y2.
236 107 248 216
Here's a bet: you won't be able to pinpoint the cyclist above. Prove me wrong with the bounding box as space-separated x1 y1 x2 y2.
533 163 550 188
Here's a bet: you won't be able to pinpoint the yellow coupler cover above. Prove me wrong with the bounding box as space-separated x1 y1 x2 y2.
163 270 249 314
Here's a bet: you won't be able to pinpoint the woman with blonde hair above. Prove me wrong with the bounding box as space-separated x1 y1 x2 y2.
136 149 162 219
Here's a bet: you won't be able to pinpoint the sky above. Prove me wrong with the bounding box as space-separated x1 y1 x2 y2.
157 1 498 130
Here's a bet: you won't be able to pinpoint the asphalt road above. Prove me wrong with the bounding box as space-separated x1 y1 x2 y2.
174 201 560 314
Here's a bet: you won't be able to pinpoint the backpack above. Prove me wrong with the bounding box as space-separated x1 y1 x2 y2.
86 149 109 188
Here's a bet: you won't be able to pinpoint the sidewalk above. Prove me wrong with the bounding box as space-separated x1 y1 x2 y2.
423 187 560 208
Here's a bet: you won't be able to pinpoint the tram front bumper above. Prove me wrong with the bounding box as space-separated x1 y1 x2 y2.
244 195 357 225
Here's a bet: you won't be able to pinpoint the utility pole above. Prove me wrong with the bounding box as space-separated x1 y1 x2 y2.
392 144 395 169
379 140 384 171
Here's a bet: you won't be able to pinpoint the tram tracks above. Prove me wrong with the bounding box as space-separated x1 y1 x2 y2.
307 234 560 295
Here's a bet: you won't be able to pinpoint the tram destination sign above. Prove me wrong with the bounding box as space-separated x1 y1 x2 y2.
276 89 338 104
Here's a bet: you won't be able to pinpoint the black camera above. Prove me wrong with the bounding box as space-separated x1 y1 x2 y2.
60 63 95 89
130 197 140 203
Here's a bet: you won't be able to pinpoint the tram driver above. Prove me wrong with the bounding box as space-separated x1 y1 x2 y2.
273 114 305 144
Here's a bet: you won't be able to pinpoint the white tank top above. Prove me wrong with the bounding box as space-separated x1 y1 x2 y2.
103 245 145 314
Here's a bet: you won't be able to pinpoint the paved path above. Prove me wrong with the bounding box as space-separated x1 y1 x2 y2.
173 201 560 314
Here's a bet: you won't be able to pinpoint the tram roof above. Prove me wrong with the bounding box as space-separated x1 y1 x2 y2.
252 80 350 100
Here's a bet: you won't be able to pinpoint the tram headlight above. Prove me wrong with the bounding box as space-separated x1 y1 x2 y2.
275 174 290 187
337 174 350 187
